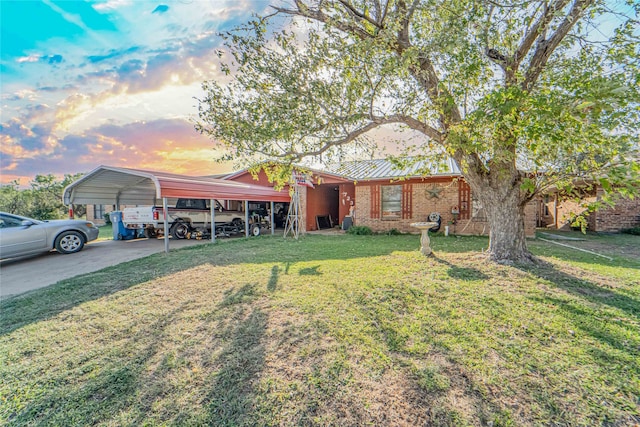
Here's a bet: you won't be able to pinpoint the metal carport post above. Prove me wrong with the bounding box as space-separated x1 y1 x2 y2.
211 199 216 243
163 198 169 253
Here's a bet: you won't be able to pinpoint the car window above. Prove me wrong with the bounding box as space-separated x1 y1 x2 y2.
0 214 24 228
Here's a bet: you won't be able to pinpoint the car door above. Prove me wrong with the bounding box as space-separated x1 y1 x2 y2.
0 214 48 258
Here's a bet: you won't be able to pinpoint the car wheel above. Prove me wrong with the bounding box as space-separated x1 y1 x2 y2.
251 223 261 236
171 222 190 239
55 230 85 254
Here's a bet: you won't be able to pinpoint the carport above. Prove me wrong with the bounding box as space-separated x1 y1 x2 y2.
63 165 290 252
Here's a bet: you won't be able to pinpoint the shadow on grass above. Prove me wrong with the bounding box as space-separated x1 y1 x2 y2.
431 255 489 281
267 265 279 292
203 284 267 425
6 284 269 426
6 303 183 425
299 265 322 276
518 263 640 320
0 235 419 336
0 234 630 338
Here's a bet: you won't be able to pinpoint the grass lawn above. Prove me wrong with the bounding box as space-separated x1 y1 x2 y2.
1 233 638 426
97 224 114 240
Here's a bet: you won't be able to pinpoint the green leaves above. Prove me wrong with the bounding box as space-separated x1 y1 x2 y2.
196 0 639 234
0 173 84 220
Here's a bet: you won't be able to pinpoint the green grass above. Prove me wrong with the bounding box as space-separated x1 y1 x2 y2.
97 224 114 240
1 233 639 426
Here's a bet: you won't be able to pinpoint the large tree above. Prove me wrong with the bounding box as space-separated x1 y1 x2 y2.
196 0 639 262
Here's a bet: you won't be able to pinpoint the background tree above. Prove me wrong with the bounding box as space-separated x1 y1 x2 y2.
0 173 85 220
0 181 32 215
196 0 639 262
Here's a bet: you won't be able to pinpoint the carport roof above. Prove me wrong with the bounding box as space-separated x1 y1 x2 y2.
63 165 291 205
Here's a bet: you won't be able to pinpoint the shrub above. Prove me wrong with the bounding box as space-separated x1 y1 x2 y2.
347 225 372 235
104 212 112 225
621 226 640 236
385 228 403 236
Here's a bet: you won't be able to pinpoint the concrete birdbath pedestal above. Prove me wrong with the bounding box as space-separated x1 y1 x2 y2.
410 222 439 256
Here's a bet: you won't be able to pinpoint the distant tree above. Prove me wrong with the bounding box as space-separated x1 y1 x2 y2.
197 0 639 263
0 173 85 220
0 181 32 215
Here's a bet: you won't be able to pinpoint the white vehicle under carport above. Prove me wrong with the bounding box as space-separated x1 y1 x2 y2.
122 198 266 239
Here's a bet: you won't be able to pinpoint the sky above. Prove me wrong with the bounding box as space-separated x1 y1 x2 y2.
1 0 275 185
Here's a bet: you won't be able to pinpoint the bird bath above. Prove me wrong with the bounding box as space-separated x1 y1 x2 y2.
410 222 439 256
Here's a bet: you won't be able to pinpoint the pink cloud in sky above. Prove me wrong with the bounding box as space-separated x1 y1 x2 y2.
0 0 270 185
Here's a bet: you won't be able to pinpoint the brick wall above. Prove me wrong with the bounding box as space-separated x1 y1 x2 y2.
554 190 597 231
595 187 640 232
85 204 117 224
353 178 536 236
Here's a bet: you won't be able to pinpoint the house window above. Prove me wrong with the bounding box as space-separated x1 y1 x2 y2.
94 204 105 220
381 185 402 219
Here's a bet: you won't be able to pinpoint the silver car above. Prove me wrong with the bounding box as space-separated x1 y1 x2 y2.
0 212 100 259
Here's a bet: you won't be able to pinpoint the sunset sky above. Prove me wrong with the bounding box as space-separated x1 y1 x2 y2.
1 0 277 185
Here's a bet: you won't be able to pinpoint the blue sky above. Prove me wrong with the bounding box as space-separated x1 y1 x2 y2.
1 0 272 184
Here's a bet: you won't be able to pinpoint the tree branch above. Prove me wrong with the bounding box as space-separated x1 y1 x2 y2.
394 1 462 126
272 2 374 40
337 0 384 29
265 114 445 162
275 1 462 128
513 0 570 70
522 0 594 92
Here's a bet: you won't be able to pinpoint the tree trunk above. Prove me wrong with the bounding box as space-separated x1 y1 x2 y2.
475 183 534 264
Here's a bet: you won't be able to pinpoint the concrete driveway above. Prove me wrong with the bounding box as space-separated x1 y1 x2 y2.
0 238 209 299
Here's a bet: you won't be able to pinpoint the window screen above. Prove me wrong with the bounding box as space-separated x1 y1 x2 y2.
381 185 402 219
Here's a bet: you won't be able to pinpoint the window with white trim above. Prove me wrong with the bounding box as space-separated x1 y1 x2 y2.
381 185 402 219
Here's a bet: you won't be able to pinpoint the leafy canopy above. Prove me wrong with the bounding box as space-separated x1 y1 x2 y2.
196 0 639 200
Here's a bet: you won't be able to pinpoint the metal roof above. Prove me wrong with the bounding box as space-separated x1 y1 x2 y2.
63 165 291 205
325 158 461 181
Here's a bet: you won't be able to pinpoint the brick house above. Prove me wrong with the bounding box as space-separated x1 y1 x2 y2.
537 185 640 232
84 204 116 225
326 159 537 237
226 159 538 237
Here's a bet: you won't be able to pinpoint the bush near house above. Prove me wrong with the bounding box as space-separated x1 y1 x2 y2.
622 226 640 236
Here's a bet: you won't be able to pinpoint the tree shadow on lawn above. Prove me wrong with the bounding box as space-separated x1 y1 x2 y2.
1 233 630 338
517 262 640 320
517 262 640 382
5 283 269 426
5 302 184 425
0 235 409 336
202 285 267 426
431 255 489 281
